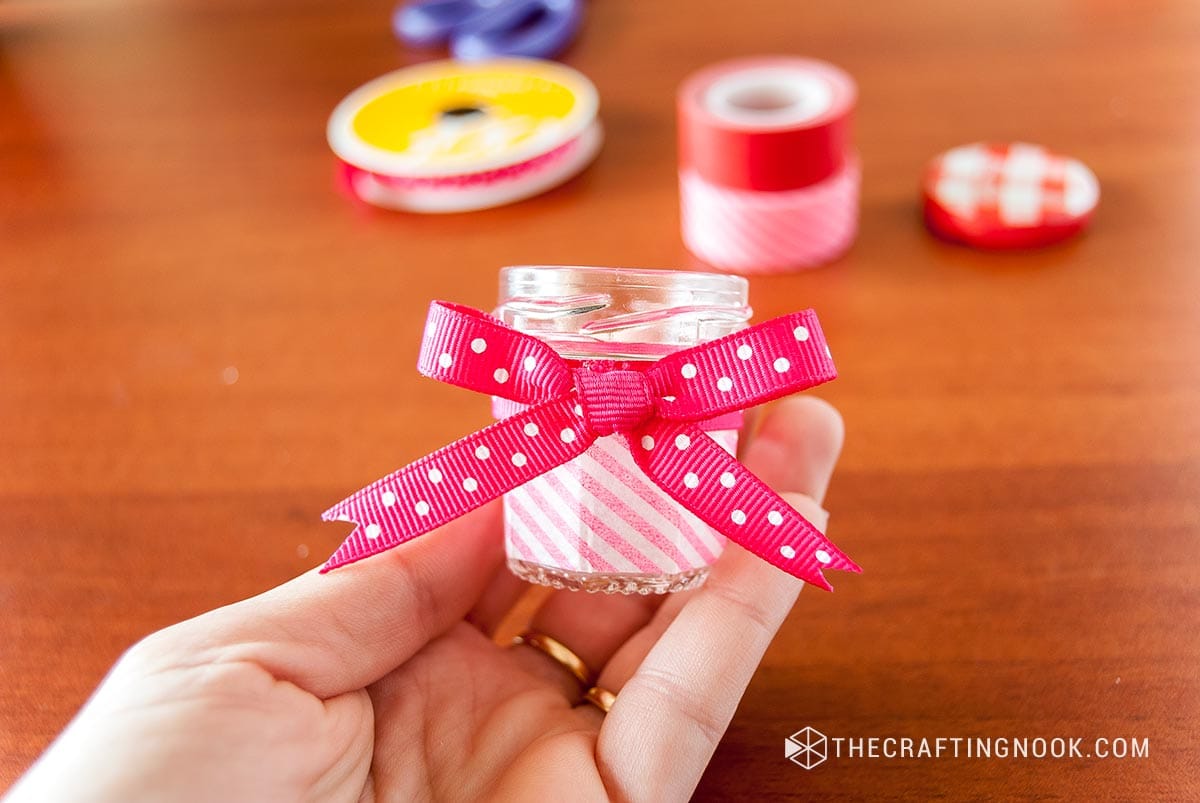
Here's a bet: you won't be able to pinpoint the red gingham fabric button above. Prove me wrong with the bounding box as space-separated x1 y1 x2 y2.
922 142 1099 249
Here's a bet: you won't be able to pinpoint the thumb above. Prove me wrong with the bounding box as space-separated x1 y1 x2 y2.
598 396 845 802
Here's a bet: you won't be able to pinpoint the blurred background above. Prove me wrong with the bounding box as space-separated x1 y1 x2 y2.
2 0 1198 797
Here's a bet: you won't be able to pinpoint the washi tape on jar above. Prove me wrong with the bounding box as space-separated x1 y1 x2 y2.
328 58 602 213
678 57 860 274
923 142 1100 249
494 266 752 593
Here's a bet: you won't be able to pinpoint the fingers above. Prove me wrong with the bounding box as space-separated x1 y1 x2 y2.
134 501 507 700
736 395 843 500
595 397 843 802
512 591 665 698
464 559 530 636
507 400 824 695
595 396 843 689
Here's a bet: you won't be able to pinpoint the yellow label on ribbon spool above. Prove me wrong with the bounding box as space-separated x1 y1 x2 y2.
328 59 599 178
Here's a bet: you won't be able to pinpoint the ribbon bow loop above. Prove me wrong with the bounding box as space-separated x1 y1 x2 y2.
323 300 860 591
647 310 837 422
418 301 573 405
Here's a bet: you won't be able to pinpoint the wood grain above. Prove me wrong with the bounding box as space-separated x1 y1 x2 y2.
3 0 1199 798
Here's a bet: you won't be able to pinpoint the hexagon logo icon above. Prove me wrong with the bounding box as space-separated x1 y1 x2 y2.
785 727 828 770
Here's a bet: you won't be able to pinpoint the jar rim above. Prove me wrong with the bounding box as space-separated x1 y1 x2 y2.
500 265 748 298
496 265 750 360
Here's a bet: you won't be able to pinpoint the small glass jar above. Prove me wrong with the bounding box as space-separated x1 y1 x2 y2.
495 265 751 594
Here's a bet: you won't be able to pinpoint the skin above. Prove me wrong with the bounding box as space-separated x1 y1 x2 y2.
6 397 844 803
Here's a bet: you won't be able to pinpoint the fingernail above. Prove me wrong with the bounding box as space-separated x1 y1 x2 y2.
814 506 831 531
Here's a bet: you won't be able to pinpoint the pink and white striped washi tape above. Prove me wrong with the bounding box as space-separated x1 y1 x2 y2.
490 394 743 583
503 428 739 579
678 57 860 274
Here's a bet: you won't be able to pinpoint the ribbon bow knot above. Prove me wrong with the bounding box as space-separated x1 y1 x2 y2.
573 365 656 435
322 301 860 591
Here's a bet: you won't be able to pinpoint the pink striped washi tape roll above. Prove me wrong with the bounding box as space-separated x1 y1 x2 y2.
678 57 860 274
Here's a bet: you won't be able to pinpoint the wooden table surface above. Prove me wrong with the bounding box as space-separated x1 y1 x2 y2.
3 0 1199 798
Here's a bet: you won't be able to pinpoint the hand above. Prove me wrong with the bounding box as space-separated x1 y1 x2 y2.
7 397 844 803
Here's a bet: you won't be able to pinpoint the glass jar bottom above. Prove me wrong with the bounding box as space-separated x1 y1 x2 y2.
507 559 711 594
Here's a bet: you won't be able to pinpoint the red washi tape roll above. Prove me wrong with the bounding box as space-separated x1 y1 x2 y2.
922 142 1100 249
678 57 860 274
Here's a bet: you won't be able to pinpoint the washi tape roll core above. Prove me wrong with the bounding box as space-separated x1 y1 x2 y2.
328 58 602 213
678 57 860 273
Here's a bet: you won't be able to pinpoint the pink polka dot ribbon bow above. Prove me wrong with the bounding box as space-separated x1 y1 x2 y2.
322 302 860 590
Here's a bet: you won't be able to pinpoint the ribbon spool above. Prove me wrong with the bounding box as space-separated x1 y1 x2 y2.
678 57 860 274
328 58 602 213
